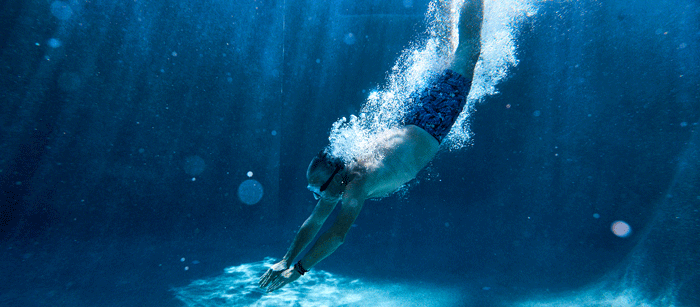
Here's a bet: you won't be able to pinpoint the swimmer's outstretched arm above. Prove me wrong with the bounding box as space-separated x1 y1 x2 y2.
260 193 365 293
259 197 338 291
297 196 364 269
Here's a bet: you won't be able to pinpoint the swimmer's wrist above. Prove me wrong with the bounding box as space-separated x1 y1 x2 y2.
279 258 291 268
294 260 309 275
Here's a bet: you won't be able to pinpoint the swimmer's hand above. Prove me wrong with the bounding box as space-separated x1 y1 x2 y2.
259 260 301 292
259 260 287 289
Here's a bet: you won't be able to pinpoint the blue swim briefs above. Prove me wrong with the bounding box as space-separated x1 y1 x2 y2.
402 69 471 143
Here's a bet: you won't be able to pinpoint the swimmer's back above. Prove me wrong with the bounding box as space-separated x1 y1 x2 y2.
352 125 439 199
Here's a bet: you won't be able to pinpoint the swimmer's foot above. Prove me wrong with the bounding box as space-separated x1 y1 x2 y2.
459 0 484 42
451 0 483 77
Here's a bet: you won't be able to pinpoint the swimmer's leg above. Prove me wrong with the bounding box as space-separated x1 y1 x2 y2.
450 0 483 77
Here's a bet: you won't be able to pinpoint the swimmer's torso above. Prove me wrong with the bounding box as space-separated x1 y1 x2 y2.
349 125 439 199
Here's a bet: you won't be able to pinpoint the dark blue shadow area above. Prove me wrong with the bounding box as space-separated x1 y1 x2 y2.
2 0 700 306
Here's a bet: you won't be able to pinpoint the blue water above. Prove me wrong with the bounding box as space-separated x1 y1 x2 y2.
1 0 699 306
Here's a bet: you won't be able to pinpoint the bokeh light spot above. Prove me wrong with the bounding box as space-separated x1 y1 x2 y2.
48 38 62 48
183 155 206 176
238 179 263 205
611 220 631 238
50 1 73 20
343 33 356 45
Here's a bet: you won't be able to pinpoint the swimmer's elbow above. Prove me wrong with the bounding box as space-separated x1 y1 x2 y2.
330 229 348 242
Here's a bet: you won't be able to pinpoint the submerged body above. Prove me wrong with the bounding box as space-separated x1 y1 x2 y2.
350 125 439 199
259 0 484 293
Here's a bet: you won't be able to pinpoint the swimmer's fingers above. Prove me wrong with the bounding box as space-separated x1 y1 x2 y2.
259 261 287 289
266 275 287 292
258 268 274 288
266 268 301 293
259 268 284 289
267 278 284 292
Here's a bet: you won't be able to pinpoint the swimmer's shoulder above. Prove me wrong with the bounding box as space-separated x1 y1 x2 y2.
404 125 439 146
402 125 440 157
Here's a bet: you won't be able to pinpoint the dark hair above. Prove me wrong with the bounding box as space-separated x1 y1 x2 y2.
313 150 344 173
308 150 355 192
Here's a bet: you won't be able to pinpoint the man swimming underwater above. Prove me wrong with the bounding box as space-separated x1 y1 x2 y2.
259 0 484 293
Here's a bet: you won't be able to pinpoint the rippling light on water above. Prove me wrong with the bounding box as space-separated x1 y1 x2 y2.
173 258 460 307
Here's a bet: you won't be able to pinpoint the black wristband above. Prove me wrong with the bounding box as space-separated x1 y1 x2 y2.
294 261 309 275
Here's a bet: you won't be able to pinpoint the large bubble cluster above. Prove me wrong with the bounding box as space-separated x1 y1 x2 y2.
328 1 460 161
327 0 537 158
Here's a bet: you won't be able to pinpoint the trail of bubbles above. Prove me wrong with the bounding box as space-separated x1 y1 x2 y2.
328 0 537 160
446 0 538 149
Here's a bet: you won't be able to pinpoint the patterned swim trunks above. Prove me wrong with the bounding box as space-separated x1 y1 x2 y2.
402 69 471 143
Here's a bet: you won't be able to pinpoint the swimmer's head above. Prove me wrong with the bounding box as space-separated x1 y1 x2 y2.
307 150 353 201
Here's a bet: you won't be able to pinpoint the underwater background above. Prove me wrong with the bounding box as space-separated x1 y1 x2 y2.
1 0 699 306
